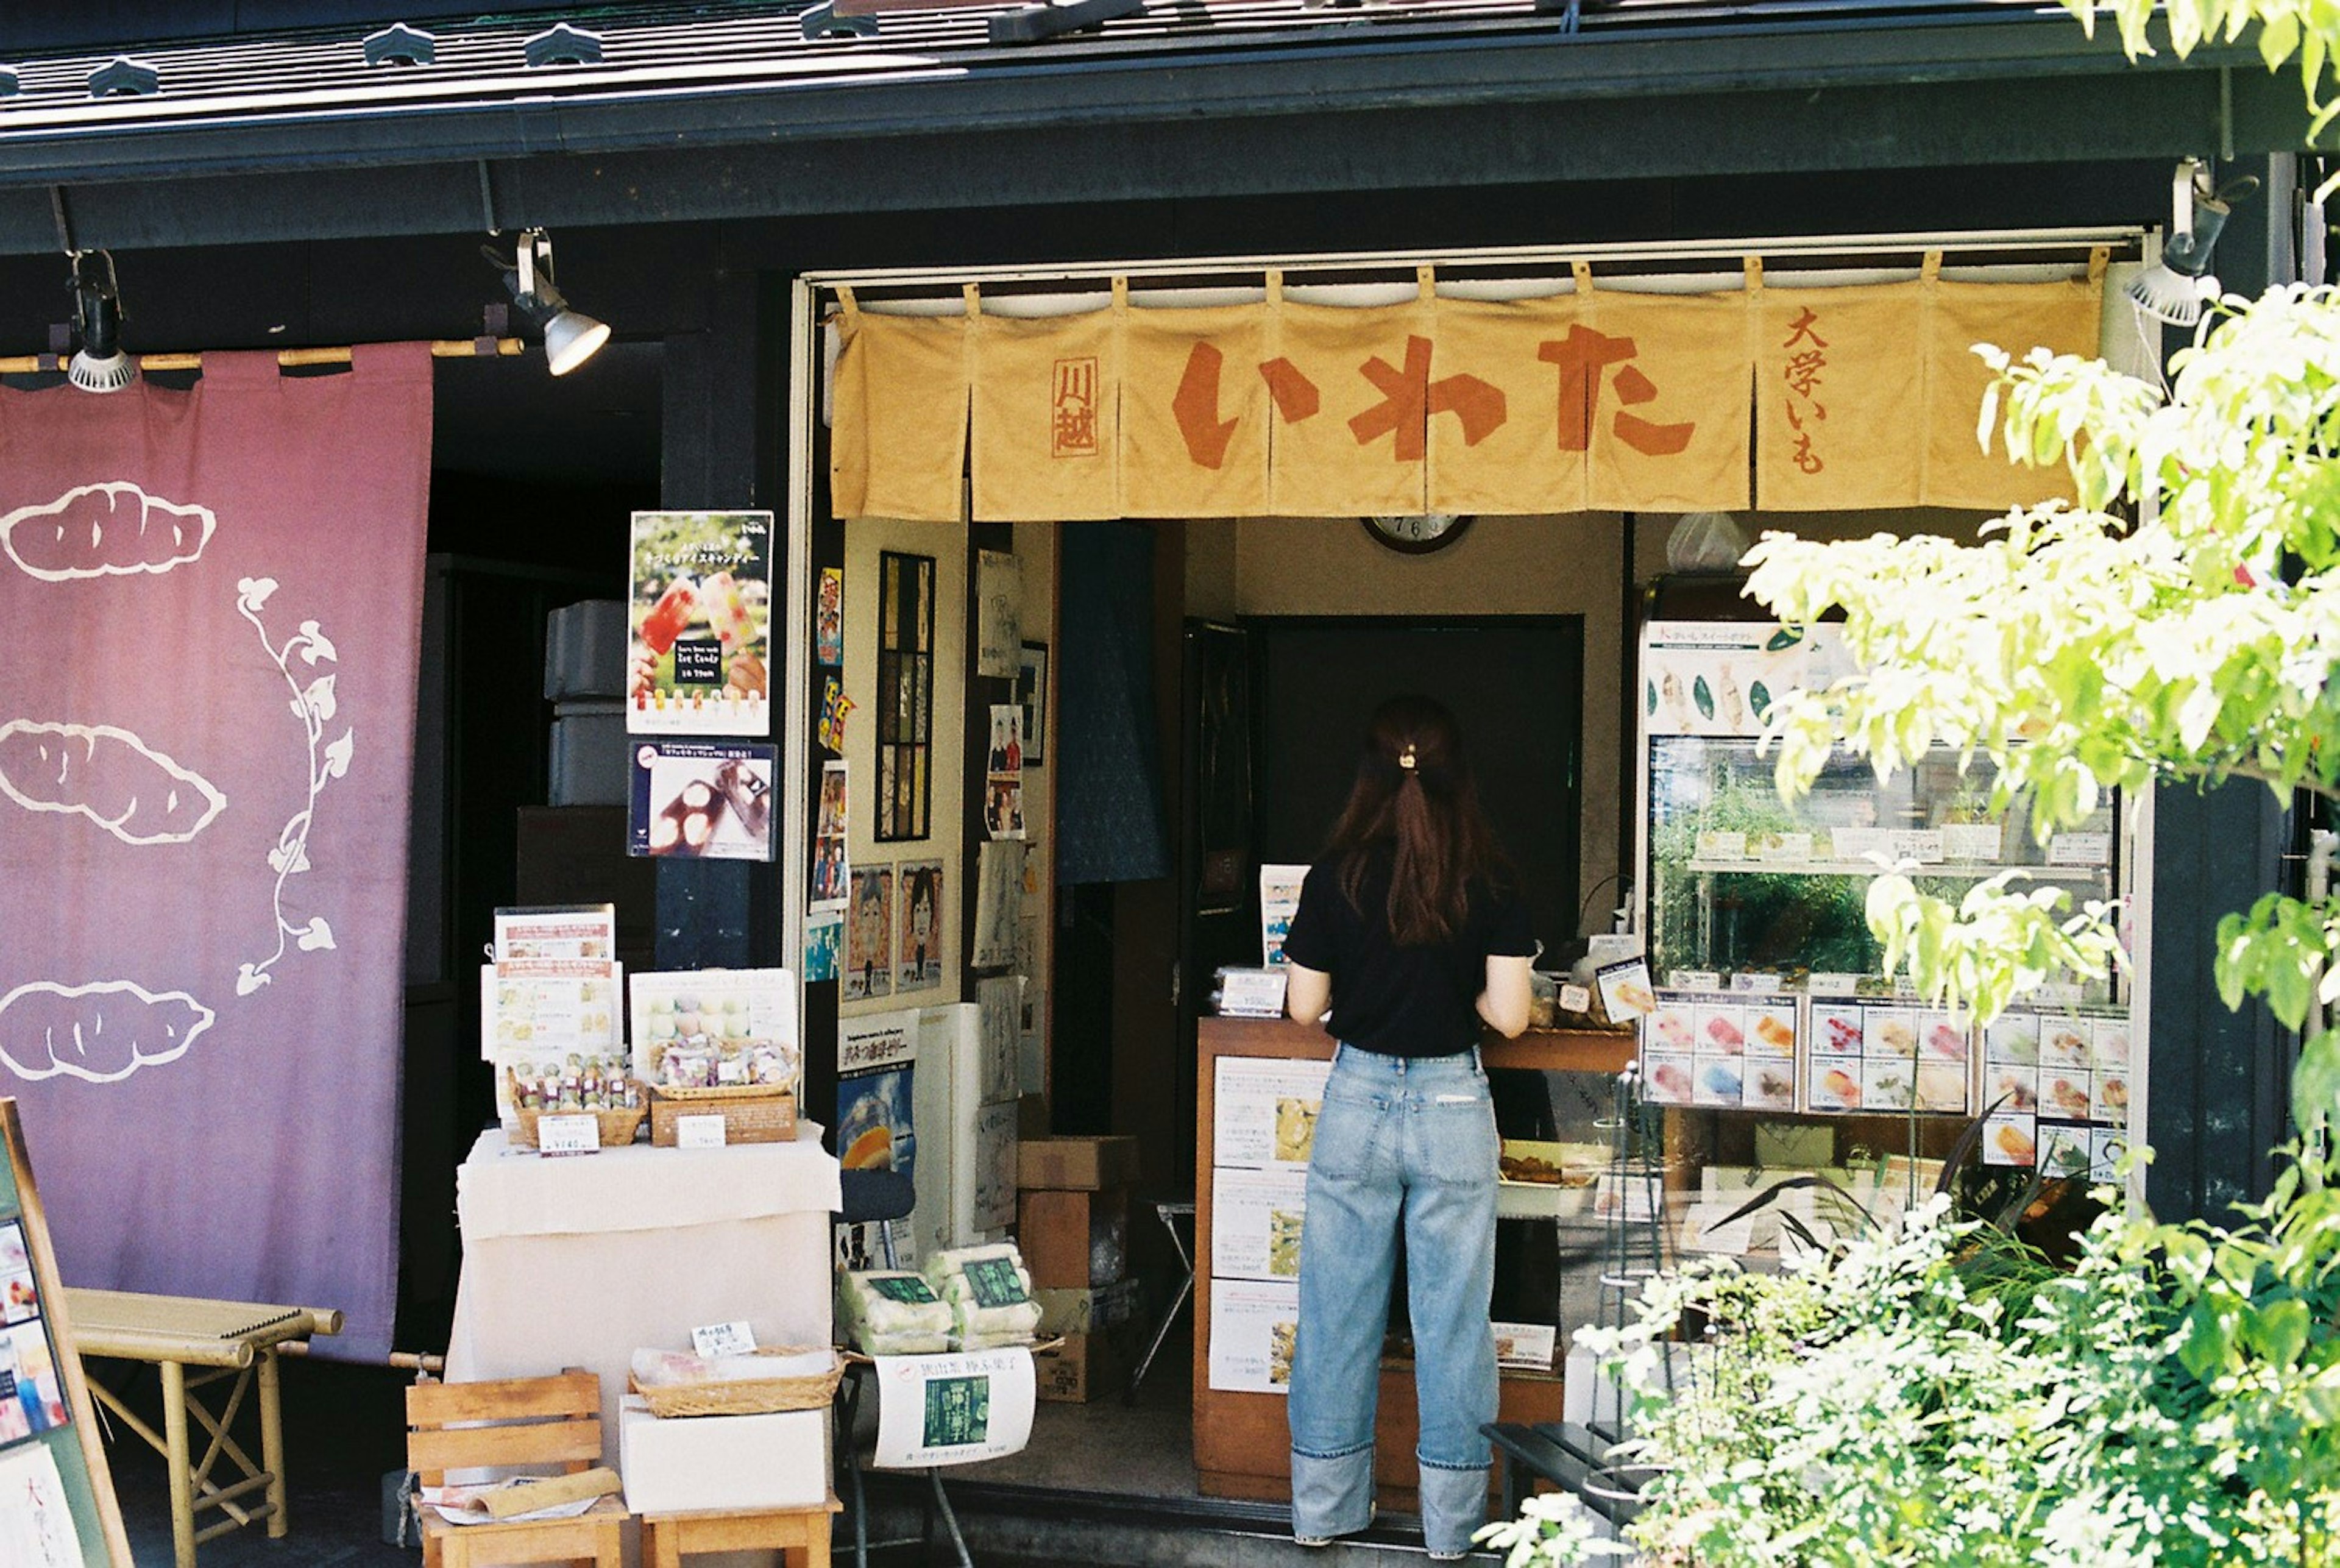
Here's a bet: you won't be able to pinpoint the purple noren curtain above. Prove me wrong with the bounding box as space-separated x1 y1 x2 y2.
0 344 433 1359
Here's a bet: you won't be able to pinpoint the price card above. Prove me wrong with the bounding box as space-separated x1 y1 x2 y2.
2048 831 2111 866
1756 832 1813 864
1943 825 2001 862
1218 969 1290 1020
692 1320 759 1357
676 1114 727 1149
1695 830 1746 861
537 1115 600 1155
1558 984 1592 1013
1888 829 1945 864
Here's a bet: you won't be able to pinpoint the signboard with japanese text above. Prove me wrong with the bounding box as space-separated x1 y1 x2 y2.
830 275 2102 522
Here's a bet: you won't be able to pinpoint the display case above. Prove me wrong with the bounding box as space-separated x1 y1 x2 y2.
1633 620 2141 1199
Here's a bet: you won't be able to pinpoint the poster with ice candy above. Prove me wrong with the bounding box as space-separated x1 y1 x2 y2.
1692 1004 1747 1057
1691 1057 1743 1108
1740 1059 1795 1112
1812 1003 1863 1057
626 510 774 736
1642 1052 1695 1107
1985 1012 2041 1066
1643 996 1695 1052
1747 1002 1796 1057
1864 1009 1918 1061
1861 1059 1913 1112
1807 1059 1862 1112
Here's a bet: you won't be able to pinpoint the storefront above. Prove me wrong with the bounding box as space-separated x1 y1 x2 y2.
0 0 2315 1552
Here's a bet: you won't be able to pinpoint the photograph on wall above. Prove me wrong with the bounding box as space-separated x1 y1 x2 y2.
975 549 1020 678
627 740 776 860
626 509 774 736
848 868 896 1001
811 761 850 911
896 862 946 993
805 912 843 983
877 551 935 842
1016 642 1049 764
817 566 845 665
983 706 1026 840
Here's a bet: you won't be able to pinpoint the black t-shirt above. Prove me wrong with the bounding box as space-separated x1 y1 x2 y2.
1281 853 1536 1057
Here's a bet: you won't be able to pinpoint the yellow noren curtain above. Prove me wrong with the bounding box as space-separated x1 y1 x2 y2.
1580 288 1753 513
1754 282 1926 511
831 307 968 523
1121 303 1271 519
1268 297 1435 519
1427 294 1585 516
970 308 1123 522
1922 274 2102 509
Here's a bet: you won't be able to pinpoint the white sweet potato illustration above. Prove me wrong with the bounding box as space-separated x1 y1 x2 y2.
0 980 215 1084
0 481 215 581
0 720 228 845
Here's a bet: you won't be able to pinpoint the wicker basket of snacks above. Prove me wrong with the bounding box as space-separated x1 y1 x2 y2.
648 1084 798 1146
507 1063 645 1149
642 1035 801 1146
627 1346 843 1417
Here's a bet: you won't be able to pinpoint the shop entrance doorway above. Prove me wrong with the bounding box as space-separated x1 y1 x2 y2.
1249 615 1583 951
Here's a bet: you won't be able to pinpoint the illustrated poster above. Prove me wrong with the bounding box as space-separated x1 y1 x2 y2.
626 509 774 736
973 841 1021 971
804 912 843 984
0 1443 80 1566
974 549 1020 678
1260 864 1307 969
817 566 845 666
838 1010 918 1176
895 862 945 993
974 976 1020 1106
1210 1168 1308 1283
847 868 895 1001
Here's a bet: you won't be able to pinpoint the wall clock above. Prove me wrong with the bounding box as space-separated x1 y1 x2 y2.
1361 513 1473 555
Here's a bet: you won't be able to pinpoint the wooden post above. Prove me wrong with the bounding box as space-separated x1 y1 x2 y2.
258 1344 288 1538
161 1358 196 1568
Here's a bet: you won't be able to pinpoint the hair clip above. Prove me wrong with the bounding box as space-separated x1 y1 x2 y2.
1397 746 1418 771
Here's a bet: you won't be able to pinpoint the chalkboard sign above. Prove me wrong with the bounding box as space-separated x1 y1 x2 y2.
0 1100 130 1565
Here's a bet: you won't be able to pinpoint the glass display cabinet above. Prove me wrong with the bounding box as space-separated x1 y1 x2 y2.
1633 621 2141 1210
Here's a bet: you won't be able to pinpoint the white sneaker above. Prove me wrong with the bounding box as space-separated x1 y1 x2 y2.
1295 1506 1377 1547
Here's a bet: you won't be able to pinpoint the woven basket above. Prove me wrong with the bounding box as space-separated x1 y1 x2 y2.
629 1346 842 1417
509 1074 647 1149
649 1084 797 1146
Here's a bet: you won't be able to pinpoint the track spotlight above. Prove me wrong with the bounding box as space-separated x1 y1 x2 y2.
489 227 609 376
2127 159 2259 328
66 249 135 394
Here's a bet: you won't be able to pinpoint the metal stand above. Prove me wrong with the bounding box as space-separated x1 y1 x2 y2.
836 1366 976 1568
1122 1199 1196 1405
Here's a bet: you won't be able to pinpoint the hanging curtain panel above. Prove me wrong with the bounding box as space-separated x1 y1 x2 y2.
831 303 970 523
1266 295 1436 519
0 344 433 1361
1578 287 1753 513
829 271 2105 522
1426 294 1584 517
1921 267 2105 509
1754 282 1927 511
1120 303 1272 520
969 307 1122 523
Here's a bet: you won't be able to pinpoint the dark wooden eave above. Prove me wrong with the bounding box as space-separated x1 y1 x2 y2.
0 0 2306 254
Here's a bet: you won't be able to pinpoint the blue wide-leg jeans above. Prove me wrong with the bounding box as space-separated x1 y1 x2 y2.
1288 1044 1499 1556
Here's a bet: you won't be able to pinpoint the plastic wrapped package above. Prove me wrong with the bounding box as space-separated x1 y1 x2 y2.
838 1269 954 1354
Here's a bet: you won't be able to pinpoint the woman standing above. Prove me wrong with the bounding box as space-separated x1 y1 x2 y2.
1280 694 1534 1560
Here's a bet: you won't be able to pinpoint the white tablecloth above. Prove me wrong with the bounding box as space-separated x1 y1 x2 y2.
447 1126 842 1470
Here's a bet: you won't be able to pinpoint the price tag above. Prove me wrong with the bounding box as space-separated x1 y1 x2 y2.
676 1114 728 1149
1558 984 1592 1013
2048 831 2111 866
1694 830 1746 861
1942 825 2001 862
537 1115 600 1156
691 1320 759 1357
1756 832 1814 864
1217 968 1289 1019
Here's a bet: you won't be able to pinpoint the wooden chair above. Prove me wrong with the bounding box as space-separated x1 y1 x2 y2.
406 1369 625 1568
639 1498 840 1567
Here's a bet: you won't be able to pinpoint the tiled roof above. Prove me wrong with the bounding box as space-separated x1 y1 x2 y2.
0 0 2105 144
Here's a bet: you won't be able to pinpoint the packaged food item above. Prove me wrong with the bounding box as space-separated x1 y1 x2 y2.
923 1242 1043 1347
837 1270 955 1355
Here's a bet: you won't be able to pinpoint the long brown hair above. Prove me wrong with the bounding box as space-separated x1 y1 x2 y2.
1322 694 1511 947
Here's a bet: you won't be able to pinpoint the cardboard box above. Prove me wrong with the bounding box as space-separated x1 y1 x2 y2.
1018 1187 1127 1288
1033 1277 1146 1339
1034 1329 1132 1403
618 1396 829 1514
1018 1135 1141 1192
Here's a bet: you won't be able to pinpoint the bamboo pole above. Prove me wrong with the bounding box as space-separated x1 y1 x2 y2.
0 338 525 376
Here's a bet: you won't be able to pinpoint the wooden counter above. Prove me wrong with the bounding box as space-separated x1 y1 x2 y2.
1190 1016 1629 1505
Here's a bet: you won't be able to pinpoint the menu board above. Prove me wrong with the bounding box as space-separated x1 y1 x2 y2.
0 1101 130 1564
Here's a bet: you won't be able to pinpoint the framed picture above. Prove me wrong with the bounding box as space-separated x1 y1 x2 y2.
1016 641 1049 765
876 551 935 842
